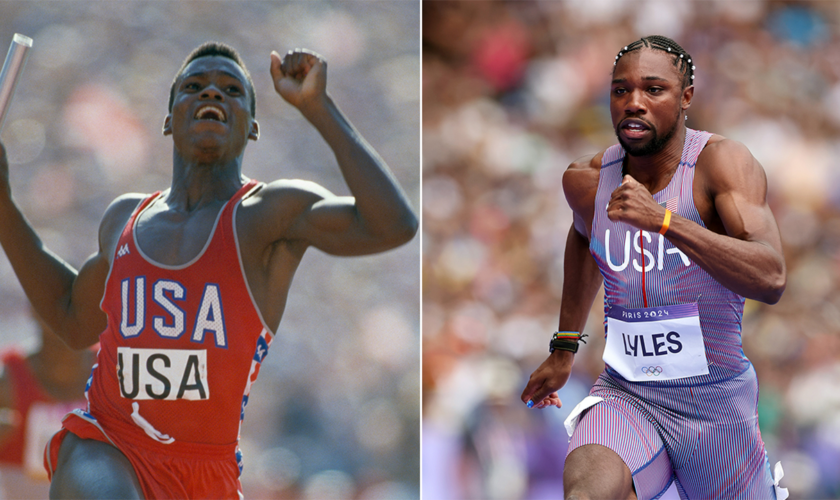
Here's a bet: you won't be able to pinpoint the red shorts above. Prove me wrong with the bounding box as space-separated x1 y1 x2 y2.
45 410 242 499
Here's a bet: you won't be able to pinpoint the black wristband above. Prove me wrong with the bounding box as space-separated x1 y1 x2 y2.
549 339 579 354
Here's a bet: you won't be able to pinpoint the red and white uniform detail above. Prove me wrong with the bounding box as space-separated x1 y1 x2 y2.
89 179 272 450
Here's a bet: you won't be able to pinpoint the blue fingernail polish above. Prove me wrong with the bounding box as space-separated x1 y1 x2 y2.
526 400 534 408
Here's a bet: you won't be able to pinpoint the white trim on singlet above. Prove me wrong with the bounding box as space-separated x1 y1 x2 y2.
231 181 277 338
131 189 232 270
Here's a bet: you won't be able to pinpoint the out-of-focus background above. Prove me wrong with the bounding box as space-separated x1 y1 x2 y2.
0 1 419 499
422 1 840 499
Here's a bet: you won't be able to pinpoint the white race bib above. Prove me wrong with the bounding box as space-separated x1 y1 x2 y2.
603 303 708 382
117 347 209 400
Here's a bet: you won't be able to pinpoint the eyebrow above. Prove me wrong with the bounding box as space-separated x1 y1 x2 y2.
611 75 671 84
181 69 245 84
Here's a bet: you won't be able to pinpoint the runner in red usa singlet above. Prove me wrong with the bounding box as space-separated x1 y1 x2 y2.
93 180 268 447
1 40 416 498
47 181 269 498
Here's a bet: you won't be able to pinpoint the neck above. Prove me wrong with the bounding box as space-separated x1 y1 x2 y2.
168 150 246 211
623 125 687 193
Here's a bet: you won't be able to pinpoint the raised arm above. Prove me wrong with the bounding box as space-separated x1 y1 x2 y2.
607 138 786 304
265 49 417 255
521 157 604 408
0 144 132 348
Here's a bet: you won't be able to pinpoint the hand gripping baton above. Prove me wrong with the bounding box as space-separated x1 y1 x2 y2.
0 34 32 134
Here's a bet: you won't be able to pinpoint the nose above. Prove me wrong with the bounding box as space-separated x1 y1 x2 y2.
200 85 224 101
624 89 646 115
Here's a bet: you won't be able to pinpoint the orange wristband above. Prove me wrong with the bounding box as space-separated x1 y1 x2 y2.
659 209 672 235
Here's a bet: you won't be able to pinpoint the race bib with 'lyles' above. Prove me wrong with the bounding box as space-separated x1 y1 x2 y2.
603 303 709 382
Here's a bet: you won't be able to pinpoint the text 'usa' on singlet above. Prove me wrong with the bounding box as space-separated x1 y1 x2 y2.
88 180 273 451
589 128 749 385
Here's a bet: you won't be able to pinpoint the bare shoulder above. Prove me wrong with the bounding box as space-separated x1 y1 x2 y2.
700 134 755 165
562 152 602 213
260 178 333 199
102 193 146 217
243 179 334 213
98 193 147 256
697 135 767 194
563 153 602 187
100 193 145 232
238 179 340 243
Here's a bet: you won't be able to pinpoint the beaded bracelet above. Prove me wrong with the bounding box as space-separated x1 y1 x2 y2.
549 331 588 354
550 339 580 353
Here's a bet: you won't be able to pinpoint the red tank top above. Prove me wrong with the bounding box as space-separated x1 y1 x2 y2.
88 180 273 450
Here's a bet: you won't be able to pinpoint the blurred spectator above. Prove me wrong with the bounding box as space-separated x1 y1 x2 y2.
423 1 840 498
0 2 419 499
0 312 93 499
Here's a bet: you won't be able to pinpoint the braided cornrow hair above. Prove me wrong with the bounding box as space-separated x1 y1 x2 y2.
613 35 695 88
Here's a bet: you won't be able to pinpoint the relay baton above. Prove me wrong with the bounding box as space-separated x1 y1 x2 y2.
0 33 32 134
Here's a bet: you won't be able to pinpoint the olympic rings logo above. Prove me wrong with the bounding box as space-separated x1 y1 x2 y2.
641 366 663 376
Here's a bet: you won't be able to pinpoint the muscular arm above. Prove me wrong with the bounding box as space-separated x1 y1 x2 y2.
557 156 605 332
0 198 104 349
265 49 418 255
0 145 134 348
668 139 785 303
521 156 603 408
609 138 785 303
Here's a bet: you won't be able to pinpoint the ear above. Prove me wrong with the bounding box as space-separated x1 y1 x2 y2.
248 119 260 141
681 85 694 111
162 114 173 136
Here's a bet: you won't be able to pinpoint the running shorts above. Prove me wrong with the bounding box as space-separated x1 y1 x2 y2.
568 365 776 499
45 409 242 499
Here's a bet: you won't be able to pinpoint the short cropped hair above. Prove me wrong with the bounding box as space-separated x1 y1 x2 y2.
613 35 695 89
168 42 256 117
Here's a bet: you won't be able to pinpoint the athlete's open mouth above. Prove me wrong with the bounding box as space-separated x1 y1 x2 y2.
621 119 650 132
620 119 652 140
194 105 227 123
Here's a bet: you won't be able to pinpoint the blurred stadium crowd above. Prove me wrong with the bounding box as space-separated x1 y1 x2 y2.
422 1 840 499
0 1 419 499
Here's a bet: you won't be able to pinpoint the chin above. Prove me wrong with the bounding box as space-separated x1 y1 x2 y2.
617 125 677 157
618 137 657 157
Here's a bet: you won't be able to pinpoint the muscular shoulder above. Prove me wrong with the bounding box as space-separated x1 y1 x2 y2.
243 179 331 216
562 152 602 214
699 134 753 166
258 179 330 202
98 193 147 257
697 135 767 196
238 179 335 241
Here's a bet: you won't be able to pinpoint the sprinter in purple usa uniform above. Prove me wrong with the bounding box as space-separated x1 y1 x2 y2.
521 36 787 499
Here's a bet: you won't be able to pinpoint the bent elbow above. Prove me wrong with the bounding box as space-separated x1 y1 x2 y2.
60 332 93 351
403 211 420 241
388 211 419 247
54 323 100 351
64 337 88 351
760 273 786 305
362 209 418 253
